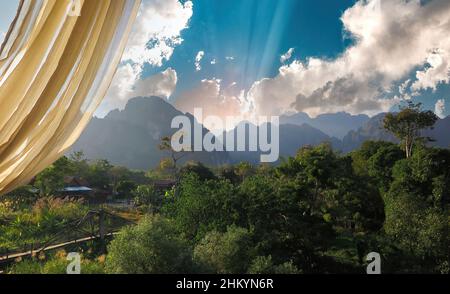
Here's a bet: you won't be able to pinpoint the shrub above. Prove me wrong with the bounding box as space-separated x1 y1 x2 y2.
8 260 42 274
106 215 193 274
8 251 105 275
248 256 301 274
193 226 254 274
32 197 87 221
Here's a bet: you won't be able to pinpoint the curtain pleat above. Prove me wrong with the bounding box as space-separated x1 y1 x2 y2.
0 0 141 194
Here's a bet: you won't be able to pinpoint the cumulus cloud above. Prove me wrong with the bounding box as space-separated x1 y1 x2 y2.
98 0 192 116
435 99 446 118
195 51 205 71
211 58 217 65
280 48 295 64
122 0 193 67
133 68 178 98
291 75 396 116
244 0 450 117
412 49 450 92
225 56 235 61
398 79 412 100
174 79 248 128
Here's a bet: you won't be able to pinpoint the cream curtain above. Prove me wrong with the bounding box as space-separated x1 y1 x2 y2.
0 0 141 194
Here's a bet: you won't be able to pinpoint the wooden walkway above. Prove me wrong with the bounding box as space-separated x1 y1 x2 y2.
0 232 118 265
0 209 135 273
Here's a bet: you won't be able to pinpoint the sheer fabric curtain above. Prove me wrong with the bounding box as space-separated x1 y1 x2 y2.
0 0 141 194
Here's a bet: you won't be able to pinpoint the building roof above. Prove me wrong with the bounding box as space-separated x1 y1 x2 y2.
62 186 93 192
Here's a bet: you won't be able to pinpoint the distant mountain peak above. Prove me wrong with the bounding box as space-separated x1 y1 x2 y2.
280 111 370 139
104 96 181 126
71 96 230 169
341 113 450 152
73 98 449 169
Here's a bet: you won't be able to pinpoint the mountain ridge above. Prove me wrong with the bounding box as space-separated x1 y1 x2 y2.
280 111 370 139
71 97 450 169
71 96 230 169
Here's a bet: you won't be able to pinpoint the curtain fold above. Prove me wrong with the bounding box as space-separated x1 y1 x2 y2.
0 0 141 194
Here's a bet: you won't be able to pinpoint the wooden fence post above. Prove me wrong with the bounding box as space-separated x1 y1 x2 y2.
99 210 106 241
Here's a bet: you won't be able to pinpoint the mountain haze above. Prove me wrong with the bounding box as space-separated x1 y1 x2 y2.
70 97 229 169
341 113 450 152
221 122 341 164
71 97 450 169
280 112 370 139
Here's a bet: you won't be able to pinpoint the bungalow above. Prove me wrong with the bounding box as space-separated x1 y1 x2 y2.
59 176 106 204
27 176 107 204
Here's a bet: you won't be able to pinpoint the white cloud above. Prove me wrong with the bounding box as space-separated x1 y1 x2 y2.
195 51 205 71
412 49 450 92
435 99 446 118
243 0 450 118
280 48 295 64
98 67 178 117
397 79 412 100
174 79 248 128
122 0 193 67
399 79 410 95
98 0 192 116
210 58 217 65
225 56 235 61
134 68 178 98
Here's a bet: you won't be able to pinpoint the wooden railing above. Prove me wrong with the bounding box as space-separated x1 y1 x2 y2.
0 209 135 271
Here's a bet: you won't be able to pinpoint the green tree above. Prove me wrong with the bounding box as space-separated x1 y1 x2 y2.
275 144 385 250
383 102 438 158
116 180 136 198
106 215 193 274
109 166 130 196
277 143 339 215
248 255 301 274
382 149 450 272
35 156 74 196
238 173 335 271
193 226 254 274
133 184 161 212
217 165 241 184
235 162 254 182
351 141 403 192
384 187 448 272
87 159 113 190
69 150 89 179
179 161 216 181
162 173 241 241
159 135 191 172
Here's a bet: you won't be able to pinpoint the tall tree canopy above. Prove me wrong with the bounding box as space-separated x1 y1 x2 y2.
383 102 438 158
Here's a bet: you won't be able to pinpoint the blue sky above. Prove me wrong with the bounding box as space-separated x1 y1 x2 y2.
1 0 449 119
0 0 19 38
145 0 356 95
110 0 450 120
